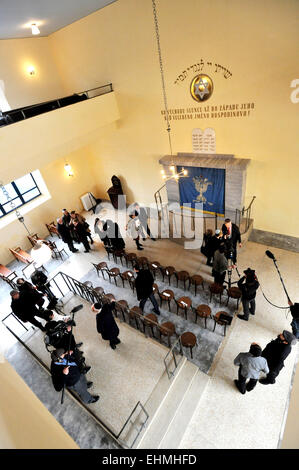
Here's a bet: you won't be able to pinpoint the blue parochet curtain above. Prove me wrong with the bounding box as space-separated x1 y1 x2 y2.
177 166 225 216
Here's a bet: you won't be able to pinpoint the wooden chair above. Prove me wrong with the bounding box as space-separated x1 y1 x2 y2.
104 245 114 261
152 283 159 295
115 300 129 322
93 286 104 303
129 306 142 329
92 262 108 279
45 222 60 238
189 274 204 296
194 304 211 328
158 321 176 348
226 287 242 308
124 252 137 268
120 270 135 289
9 247 33 265
209 283 225 304
150 261 161 279
160 266 176 285
103 293 116 304
113 249 126 266
142 313 158 338
106 267 120 286
175 270 190 291
159 289 174 311
136 256 149 269
181 332 197 359
0 264 18 288
213 311 232 336
175 296 192 319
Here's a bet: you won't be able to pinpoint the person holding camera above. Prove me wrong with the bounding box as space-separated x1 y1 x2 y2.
45 317 90 374
50 349 99 404
222 218 242 267
237 268 260 321
30 270 59 311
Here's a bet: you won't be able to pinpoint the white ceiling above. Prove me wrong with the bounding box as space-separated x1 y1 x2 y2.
0 0 118 39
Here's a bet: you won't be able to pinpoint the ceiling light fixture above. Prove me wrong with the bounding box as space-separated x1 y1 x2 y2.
31 23 40 35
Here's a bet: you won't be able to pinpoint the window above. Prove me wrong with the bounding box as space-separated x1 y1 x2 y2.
0 173 41 218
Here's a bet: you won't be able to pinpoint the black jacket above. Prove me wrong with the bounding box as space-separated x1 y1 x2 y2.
222 223 241 246
51 353 81 391
96 303 119 340
290 303 299 320
11 291 44 322
135 269 154 300
261 338 291 374
238 276 260 300
57 222 72 243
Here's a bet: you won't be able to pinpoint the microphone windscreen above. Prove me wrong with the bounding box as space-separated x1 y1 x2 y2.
265 250 275 260
71 304 83 314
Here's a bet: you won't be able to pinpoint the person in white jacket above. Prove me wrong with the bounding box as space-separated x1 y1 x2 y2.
126 211 143 250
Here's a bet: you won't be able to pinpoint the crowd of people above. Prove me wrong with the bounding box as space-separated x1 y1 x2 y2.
7 208 299 405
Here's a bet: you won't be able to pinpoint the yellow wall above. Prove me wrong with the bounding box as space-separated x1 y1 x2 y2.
0 356 78 449
0 37 66 109
48 0 299 238
0 147 97 265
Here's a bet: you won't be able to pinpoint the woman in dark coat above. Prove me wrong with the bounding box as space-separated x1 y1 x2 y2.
92 302 120 350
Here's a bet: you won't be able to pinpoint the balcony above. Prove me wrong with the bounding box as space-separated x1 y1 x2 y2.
0 84 120 184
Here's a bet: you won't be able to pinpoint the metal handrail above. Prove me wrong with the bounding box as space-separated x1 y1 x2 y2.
164 335 184 379
2 83 113 124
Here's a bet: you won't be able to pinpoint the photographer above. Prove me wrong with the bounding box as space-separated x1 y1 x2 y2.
50 349 99 404
237 268 260 321
45 317 90 374
288 300 299 339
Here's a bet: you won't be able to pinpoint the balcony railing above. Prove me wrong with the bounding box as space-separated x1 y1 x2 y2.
0 83 113 127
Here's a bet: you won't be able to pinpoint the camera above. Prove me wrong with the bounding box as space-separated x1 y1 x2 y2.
44 319 76 349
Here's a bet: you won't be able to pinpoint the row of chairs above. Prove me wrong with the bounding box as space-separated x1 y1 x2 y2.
91 262 235 336
82 281 199 358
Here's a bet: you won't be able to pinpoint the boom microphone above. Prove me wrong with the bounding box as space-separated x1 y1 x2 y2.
70 304 83 314
265 250 276 260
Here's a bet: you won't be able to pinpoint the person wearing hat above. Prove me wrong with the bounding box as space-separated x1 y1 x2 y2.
10 289 52 332
288 300 299 339
237 268 260 321
50 348 99 404
233 343 269 394
259 331 296 385
91 302 121 350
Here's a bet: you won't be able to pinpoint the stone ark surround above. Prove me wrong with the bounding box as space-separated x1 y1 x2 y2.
159 152 251 216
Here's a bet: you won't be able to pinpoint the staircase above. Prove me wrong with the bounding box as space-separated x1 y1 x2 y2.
133 358 210 449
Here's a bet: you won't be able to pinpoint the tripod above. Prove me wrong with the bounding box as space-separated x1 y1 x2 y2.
224 258 241 289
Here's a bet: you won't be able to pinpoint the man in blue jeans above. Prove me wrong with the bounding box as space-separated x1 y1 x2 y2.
134 264 160 315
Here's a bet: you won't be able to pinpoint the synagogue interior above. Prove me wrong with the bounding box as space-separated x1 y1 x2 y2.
0 0 298 451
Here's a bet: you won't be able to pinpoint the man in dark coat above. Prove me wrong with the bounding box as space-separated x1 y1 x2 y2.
134 264 160 315
72 218 91 253
288 300 299 339
237 268 260 321
134 203 156 241
10 289 52 331
50 348 99 404
259 330 296 385
92 302 120 350
57 217 78 253
222 218 242 266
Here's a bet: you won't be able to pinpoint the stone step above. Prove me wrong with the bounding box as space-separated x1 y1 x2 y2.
135 359 207 449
